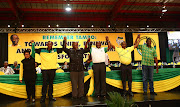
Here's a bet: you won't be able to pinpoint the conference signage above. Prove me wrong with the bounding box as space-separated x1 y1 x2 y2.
8 33 125 64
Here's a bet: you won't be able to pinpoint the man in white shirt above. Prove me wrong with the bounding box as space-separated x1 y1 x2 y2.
90 37 111 98
0 61 14 75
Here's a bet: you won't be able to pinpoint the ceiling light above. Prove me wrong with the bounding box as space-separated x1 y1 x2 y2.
65 6 71 11
78 25 80 27
48 25 50 27
162 8 167 12
127 25 129 28
8 25 10 27
22 25 24 27
147 25 149 27
56 24 59 27
108 25 111 28
91 25 94 27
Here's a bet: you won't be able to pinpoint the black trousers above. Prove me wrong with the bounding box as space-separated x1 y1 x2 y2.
24 80 36 99
93 63 106 96
70 71 84 98
41 70 56 99
120 64 132 92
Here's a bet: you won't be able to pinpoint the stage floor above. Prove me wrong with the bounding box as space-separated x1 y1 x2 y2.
0 92 180 107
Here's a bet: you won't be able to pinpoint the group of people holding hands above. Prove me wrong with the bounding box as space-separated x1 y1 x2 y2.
19 34 158 103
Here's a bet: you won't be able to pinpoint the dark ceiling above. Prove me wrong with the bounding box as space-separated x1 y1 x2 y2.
0 0 180 28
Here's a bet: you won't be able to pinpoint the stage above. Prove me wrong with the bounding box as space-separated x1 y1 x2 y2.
0 91 180 107
0 68 180 106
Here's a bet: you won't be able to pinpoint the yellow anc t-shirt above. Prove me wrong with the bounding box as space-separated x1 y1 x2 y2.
115 46 134 65
40 52 58 70
38 49 60 70
33 42 62 70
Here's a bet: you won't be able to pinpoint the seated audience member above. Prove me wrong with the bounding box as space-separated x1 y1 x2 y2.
11 61 20 74
61 61 69 72
62 61 69 69
11 61 20 70
0 61 14 75
105 53 110 66
35 62 41 74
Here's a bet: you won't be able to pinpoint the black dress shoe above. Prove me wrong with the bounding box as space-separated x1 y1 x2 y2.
49 98 56 101
150 92 157 95
25 99 30 103
79 96 85 100
97 95 100 98
102 95 106 99
143 92 147 95
72 97 78 100
40 99 45 103
129 92 134 97
122 91 127 97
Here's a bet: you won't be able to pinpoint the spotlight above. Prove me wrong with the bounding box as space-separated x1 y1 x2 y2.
48 25 50 27
127 25 129 28
147 25 149 27
78 25 80 27
91 25 94 27
56 24 59 27
108 25 111 28
8 25 10 27
22 25 24 27
66 7 71 11
162 8 167 12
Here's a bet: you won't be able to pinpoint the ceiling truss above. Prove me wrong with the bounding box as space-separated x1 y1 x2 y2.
0 28 180 33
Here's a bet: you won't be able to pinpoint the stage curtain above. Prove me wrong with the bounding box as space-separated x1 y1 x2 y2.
158 32 168 62
0 33 8 67
0 68 180 98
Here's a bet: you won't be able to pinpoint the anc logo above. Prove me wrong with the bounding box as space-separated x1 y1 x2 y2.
137 36 156 56
116 36 124 45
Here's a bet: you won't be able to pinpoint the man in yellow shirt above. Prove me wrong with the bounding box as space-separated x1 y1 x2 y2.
32 40 63 103
110 34 140 97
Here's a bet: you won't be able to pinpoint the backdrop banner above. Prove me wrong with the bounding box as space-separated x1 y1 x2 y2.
8 33 125 64
133 33 161 61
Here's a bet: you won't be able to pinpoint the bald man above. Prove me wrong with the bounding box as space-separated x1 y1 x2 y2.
0 61 14 75
110 34 140 97
90 37 111 98
10 34 20 47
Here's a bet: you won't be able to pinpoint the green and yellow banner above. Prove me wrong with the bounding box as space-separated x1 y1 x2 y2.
0 68 180 98
8 33 125 64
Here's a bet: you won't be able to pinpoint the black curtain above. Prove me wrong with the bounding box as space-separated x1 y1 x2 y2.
0 33 8 67
125 32 134 61
158 32 168 62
